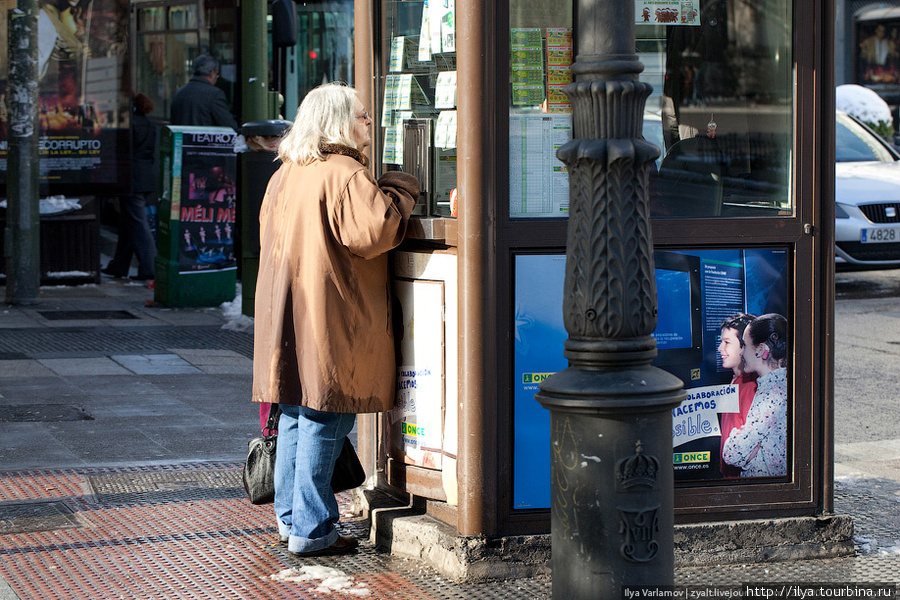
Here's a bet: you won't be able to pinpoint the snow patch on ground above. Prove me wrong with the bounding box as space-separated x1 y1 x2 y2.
271 565 371 596
856 537 874 554
878 541 900 555
45 270 93 278
219 283 254 332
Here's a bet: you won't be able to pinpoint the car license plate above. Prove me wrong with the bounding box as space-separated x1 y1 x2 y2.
861 227 900 243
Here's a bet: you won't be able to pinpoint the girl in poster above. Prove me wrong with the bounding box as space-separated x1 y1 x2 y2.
722 313 788 478
717 313 758 478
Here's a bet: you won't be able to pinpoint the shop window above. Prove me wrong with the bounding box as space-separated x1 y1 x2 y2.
294 2 355 100
508 0 573 219
133 0 237 122
380 0 457 217
168 5 199 30
507 0 794 219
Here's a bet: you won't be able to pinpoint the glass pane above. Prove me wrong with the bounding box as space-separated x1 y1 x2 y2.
641 2 793 217
380 0 458 217
135 32 200 120
507 0 794 219
508 1 573 219
168 5 199 30
139 7 167 32
207 0 237 113
295 2 355 99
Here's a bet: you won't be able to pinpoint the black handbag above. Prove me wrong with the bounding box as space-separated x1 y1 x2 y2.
242 404 279 505
242 404 367 504
332 436 366 493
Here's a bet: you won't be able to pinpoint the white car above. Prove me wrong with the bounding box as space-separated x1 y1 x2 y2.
835 110 900 268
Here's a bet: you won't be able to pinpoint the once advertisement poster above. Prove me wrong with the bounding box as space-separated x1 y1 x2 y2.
0 0 130 190
513 248 790 509
391 278 446 469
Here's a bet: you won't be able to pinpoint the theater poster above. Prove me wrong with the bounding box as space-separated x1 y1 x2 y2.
172 130 237 273
512 248 790 509
0 0 130 190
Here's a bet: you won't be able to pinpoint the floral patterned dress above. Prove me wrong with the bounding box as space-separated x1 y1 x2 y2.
722 367 787 477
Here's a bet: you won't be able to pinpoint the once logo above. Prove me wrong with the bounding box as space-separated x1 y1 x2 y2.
401 422 425 437
673 452 710 464
522 373 554 384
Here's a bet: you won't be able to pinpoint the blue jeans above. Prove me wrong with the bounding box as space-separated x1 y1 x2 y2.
274 404 356 554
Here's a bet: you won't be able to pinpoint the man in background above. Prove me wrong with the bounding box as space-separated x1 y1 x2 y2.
171 54 239 131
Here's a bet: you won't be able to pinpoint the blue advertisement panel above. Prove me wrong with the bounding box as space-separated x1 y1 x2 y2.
513 248 790 509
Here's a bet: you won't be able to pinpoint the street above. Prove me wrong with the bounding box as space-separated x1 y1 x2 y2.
834 268 900 556
835 268 900 467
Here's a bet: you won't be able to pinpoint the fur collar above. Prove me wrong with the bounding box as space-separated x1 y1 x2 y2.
320 143 368 166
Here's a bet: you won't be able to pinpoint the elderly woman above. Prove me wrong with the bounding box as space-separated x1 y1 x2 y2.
722 313 789 478
252 83 419 558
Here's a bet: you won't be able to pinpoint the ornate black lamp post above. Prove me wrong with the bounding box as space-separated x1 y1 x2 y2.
535 1 686 597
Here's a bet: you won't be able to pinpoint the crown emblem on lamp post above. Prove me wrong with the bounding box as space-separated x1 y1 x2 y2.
616 440 659 490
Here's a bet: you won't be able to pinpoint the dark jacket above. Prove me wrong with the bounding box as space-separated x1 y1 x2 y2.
170 76 239 131
132 112 157 194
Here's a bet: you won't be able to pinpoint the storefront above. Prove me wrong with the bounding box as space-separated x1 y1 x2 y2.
356 0 837 539
0 0 356 282
0 0 131 283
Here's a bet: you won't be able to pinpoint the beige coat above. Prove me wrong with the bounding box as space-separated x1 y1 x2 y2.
252 147 418 413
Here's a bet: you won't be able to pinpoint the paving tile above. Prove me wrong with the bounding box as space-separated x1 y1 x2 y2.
110 354 202 375
169 348 253 374
0 360 56 378
37 357 131 376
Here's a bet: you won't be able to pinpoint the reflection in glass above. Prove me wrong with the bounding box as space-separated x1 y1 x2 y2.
134 1 237 121
294 3 355 102
135 33 200 120
168 5 198 30
643 1 793 217
505 0 794 219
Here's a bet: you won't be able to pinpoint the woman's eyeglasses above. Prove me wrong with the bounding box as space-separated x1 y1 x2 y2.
355 111 370 123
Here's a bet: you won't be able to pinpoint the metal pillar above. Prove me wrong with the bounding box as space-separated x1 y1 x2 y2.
237 0 269 315
240 0 268 124
535 1 686 596
5 1 40 305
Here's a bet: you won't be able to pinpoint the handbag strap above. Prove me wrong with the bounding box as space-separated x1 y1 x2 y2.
263 403 281 435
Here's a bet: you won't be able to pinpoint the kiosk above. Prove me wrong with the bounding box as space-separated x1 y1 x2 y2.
354 0 842 570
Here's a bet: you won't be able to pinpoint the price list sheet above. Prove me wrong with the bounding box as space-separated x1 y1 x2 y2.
509 114 571 218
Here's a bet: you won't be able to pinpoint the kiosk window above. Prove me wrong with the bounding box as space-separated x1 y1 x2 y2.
380 0 458 217
507 0 794 219
508 1 574 219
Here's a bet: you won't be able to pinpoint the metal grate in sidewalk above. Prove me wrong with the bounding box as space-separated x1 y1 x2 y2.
0 327 253 359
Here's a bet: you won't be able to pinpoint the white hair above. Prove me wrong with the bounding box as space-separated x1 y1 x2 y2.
277 83 360 165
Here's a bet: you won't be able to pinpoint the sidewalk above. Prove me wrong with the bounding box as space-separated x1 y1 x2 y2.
0 280 898 599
